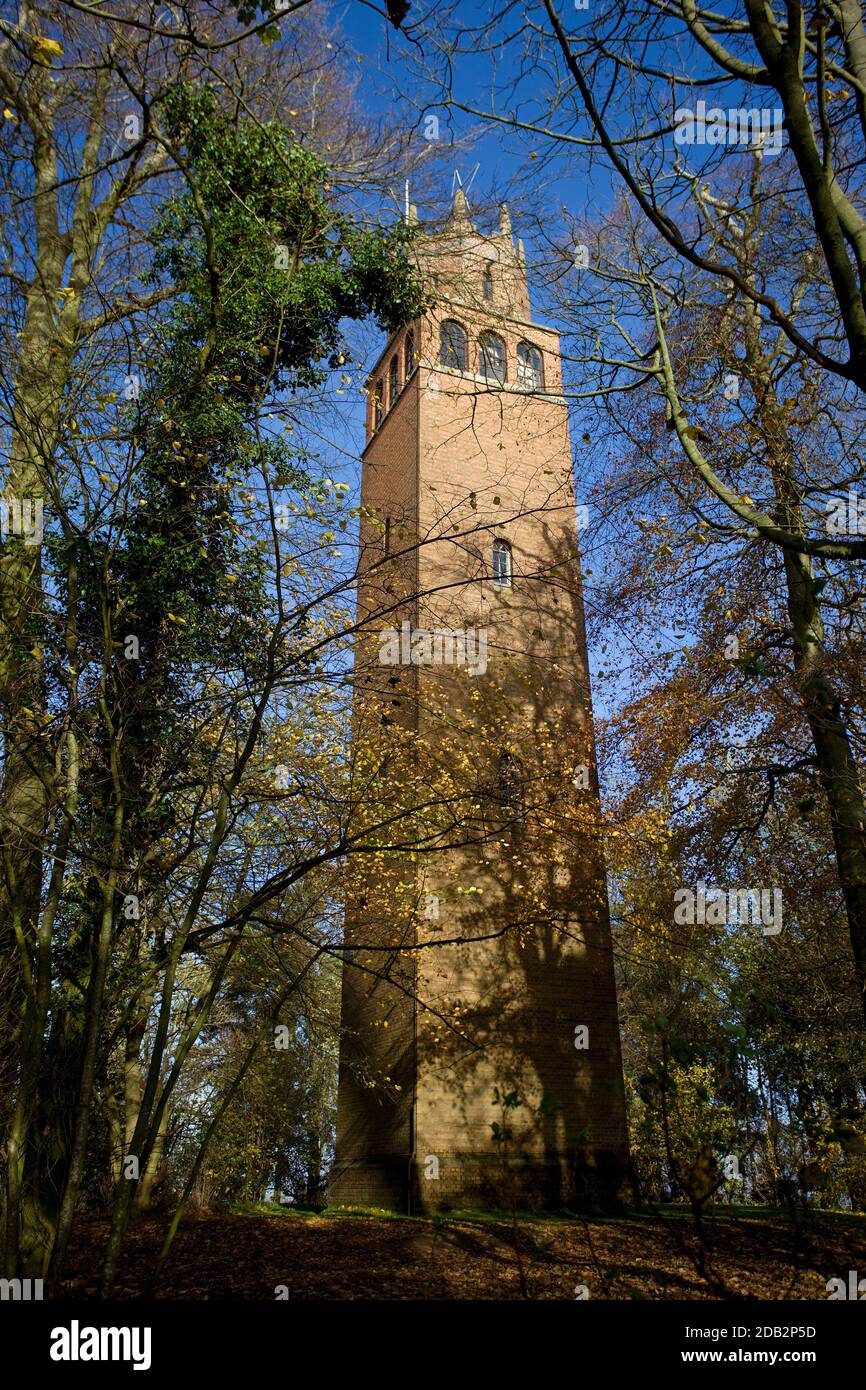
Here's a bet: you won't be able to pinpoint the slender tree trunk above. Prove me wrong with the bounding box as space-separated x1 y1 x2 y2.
134 1107 169 1213
2 61 115 1277
740 291 866 1023
783 545 866 1019
47 791 125 1291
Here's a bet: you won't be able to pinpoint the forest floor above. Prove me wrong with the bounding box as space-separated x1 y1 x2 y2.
61 1203 866 1299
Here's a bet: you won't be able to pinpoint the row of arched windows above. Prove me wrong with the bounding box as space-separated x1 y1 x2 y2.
374 328 416 428
439 320 544 390
373 322 544 429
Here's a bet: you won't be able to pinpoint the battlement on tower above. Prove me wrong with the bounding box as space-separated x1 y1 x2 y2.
410 189 531 322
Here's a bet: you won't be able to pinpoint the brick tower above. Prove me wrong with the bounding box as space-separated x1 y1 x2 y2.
329 190 629 1212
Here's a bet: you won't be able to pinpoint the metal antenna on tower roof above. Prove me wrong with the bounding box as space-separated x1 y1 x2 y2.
451 163 480 200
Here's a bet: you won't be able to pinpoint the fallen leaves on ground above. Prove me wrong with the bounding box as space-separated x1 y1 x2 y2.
61 1206 866 1300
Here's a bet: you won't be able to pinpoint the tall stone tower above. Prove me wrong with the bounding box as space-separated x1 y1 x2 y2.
329 191 629 1213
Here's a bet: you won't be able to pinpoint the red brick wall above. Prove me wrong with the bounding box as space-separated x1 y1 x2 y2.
331 215 629 1213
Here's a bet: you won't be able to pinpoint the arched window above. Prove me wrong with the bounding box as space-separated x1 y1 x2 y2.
492 537 512 586
373 379 384 429
479 331 506 384
517 341 544 391
389 355 399 408
404 328 415 378
440 319 467 371
482 266 493 301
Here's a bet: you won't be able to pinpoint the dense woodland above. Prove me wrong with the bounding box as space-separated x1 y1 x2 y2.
1 0 865 1300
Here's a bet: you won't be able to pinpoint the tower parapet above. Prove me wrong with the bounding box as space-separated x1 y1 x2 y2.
415 191 532 321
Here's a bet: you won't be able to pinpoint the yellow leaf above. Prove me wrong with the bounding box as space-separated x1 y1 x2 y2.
31 35 64 63
3 107 18 122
